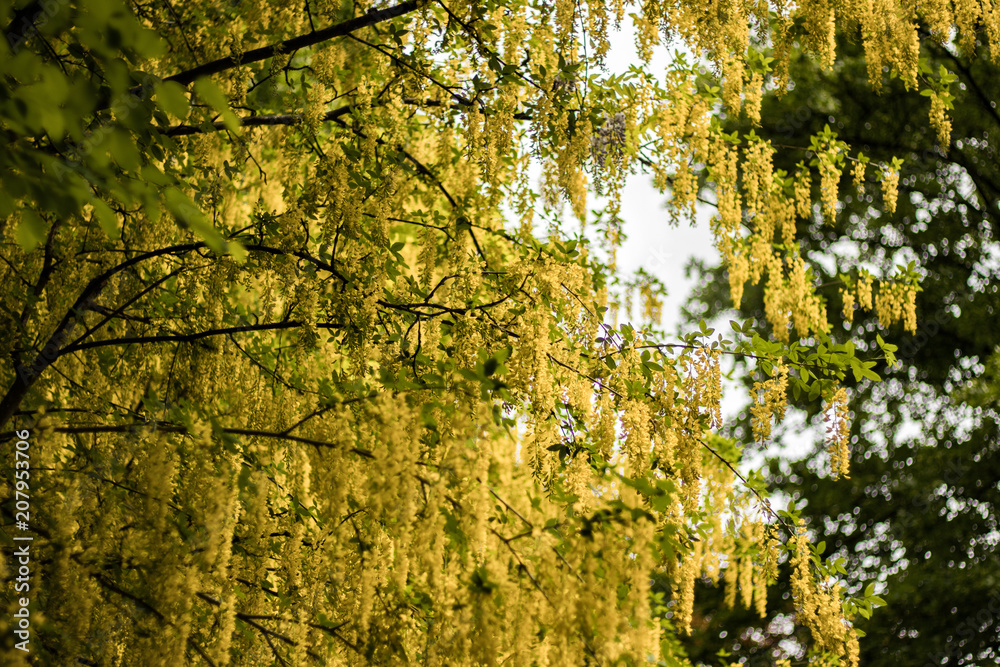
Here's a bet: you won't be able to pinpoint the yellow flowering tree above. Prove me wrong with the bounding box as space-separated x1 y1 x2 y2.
0 0 980 664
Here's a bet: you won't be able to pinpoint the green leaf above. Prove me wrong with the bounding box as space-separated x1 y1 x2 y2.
457 368 479 382
163 187 227 253
92 198 121 239
140 164 173 186
193 78 228 113
14 209 47 252
193 77 240 133
108 129 141 171
861 364 881 382
154 80 190 119
228 239 247 263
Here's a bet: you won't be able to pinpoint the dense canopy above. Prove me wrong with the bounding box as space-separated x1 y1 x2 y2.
683 32 1000 666
0 0 994 665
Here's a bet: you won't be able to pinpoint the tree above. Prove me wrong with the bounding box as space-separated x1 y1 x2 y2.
0 0 992 664
681 32 1000 667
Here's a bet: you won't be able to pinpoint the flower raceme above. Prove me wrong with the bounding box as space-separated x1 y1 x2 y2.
0 0 966 664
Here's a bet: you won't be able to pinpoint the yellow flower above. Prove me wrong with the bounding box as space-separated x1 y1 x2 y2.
881 167 900 214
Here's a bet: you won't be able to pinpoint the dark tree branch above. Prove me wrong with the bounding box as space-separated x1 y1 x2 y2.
165 98 531 137
166 107 354 136
195 591 350 660
0 242 206 430
60 320 342 355
69 267 186 349
161 0 425 87
0 241 344 430
0 422 376 458
91 574 218 667
346 32 465 101
329 115 459 208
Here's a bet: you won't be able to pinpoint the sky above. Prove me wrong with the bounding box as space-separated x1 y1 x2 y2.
508 18 828 472
594 21 825 466
599 22 718 337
